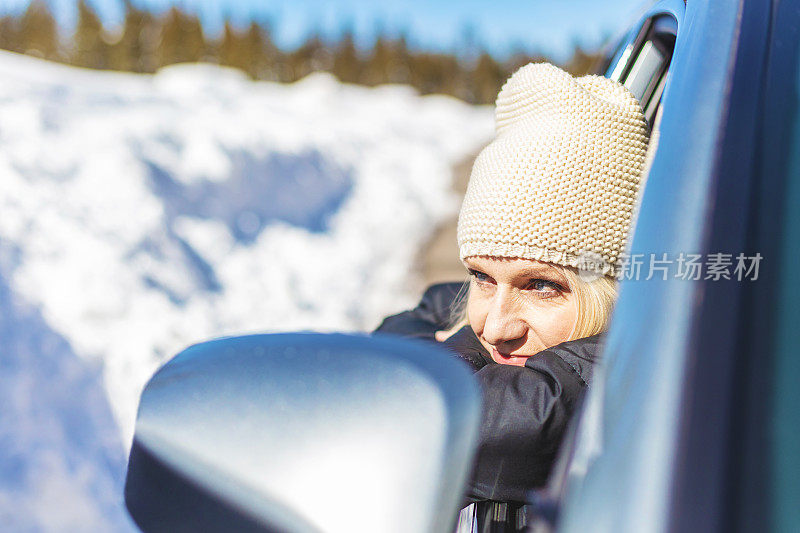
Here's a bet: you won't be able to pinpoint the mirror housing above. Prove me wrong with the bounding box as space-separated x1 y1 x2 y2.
124 332 481 533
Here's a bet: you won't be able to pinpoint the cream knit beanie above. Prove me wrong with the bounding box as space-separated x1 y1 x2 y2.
457 62 650 277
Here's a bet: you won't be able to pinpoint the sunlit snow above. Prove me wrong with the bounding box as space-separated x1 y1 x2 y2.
0 51 493 531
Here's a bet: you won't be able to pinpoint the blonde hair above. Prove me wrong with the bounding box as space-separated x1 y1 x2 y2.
560 266 618 340
447 263 618 341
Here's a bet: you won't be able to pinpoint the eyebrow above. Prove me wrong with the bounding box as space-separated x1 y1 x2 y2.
516 265 557 276
465 261 567 282
520 267 567 283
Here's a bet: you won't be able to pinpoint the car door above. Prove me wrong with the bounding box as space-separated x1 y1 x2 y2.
529 0 799 531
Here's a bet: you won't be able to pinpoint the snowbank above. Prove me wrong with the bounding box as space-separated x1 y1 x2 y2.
0 51 493 530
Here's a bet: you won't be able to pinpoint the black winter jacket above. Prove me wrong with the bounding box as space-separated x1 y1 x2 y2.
373 282 601 504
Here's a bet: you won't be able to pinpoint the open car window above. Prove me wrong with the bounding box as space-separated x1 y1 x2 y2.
605 14 677 126
526 5 679 530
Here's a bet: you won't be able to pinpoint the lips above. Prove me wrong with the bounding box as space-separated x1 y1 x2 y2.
490 346 530 367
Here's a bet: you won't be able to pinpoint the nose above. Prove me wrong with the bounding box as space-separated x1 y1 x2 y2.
481 286 527 347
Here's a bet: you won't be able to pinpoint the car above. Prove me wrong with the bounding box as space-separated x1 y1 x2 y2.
123 0 800 531
538 0 800 531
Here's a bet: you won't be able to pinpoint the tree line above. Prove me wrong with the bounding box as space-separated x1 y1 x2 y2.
0 0 603 104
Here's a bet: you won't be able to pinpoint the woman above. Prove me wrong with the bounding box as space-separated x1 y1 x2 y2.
375 62 650 530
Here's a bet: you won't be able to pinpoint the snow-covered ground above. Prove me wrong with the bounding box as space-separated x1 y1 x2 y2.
0 51 493 531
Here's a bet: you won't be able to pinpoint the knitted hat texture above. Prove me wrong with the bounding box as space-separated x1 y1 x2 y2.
457 62 650 277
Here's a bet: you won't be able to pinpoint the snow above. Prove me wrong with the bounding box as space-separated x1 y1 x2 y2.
0 51 493 531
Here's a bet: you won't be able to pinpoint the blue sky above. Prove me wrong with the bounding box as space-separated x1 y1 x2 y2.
1 0 651 61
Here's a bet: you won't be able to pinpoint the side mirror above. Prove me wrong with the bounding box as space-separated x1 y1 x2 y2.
124 332 481 533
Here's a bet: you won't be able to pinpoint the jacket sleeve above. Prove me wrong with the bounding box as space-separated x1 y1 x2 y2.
464 336 599 504
372 282 464 340
440 325 493 371
372 283 600 503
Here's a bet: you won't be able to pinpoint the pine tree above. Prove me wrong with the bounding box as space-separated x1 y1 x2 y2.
504 49 546 75
286 32 326 82
563 45 602 76
471 52 505 104
179 9 206 63
241 21 267 79
108 1 160 72
384 33 410 84
0 2 571 105
409 52 458 97
18 0 59 60
361 21 396 86
362 34 389 86
252 19 281 81
73 0 109 69
0 15 21 53
218 20 248 73
439 54 464 99
157 6 205 67
331 28 360 83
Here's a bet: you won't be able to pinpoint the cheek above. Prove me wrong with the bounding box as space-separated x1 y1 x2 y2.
466 290 487 331
524 296 578 345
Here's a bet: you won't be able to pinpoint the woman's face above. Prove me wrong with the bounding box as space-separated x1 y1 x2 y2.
465 256 578 366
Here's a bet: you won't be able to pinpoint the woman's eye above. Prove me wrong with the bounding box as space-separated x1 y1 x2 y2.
528 279 562 293
468 269 490 283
